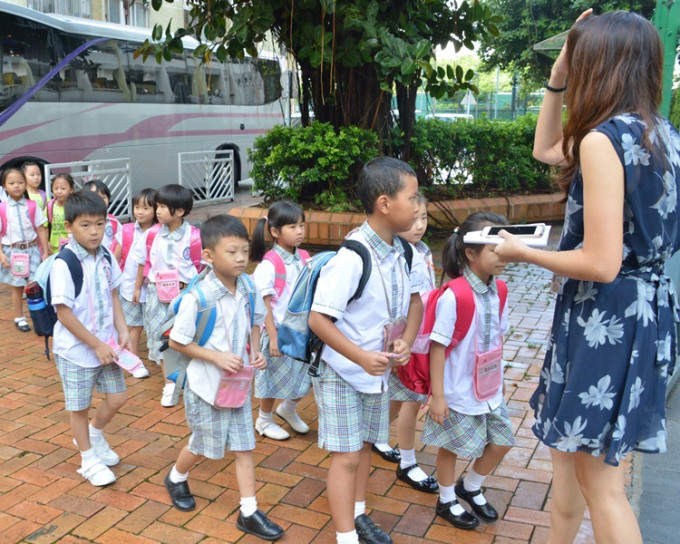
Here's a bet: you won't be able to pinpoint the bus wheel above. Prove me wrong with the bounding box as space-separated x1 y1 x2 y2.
213 144 241 195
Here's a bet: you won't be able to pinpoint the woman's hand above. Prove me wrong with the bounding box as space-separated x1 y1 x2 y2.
551 8 593 80
494 230 530 263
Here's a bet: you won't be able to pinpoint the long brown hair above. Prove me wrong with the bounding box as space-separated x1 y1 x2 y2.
558 11 663 192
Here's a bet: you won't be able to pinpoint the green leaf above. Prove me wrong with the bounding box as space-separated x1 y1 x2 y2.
152 24 162 42
151 0 162 11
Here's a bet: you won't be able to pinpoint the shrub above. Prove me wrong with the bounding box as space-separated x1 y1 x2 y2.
410 114 554 198
670 87 680 131
250 122 379 209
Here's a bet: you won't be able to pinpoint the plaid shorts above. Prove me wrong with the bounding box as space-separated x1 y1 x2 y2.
388 371 427 403
422 401 515 459
55 354 127 411
184 386 255 459
254 329 311 400
312 361 389 452
121 297 144 327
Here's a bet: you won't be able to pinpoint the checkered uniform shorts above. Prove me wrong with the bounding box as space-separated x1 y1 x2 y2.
55 354 127 411
144 283 169 363
388 371 427 403
184 386 255 459
422 401 515 459
312 361 389 452
121 297 144 327
0 245 41 287
254 329 311 400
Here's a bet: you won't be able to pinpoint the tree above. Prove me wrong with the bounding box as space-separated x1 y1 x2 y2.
478 0 656 90
141 0 500 159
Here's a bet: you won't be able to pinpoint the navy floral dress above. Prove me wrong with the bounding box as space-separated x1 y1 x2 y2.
531 114 680 466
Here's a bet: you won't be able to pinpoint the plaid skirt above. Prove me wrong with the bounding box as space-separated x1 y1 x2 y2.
121 297 144 327
144 283 169 363
388 371 427 403
0 245 41 287
422 401 515 459
254 328 311 400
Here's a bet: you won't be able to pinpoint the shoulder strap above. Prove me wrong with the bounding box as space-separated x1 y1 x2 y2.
39 189 46 205
496 279 508 313
47 199 54 223
262 250 286 299
239 273 257 328
340 239 372 302
298 249 310 263
395 235 414 273
448 277 476 349
0 202 6 237
191 283 217 347
26 199 37 228
189 225 203 273
108 214 119 234
120 223 136 269
143 223 162 276
49 248 84 302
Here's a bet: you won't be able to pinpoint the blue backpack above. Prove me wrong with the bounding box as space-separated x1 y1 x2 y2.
159 271 256 405
278 237 413 376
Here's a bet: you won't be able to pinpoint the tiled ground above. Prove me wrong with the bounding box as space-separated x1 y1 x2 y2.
0 230 617 543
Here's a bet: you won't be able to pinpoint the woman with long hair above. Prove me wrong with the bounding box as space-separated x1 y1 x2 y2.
496 10 680 543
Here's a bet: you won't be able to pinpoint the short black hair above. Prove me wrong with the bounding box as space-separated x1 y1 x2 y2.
64 190 107 223
133 188 157 208
82 179 111 200
156 184 193 217
51 173 75 189
201 214 249 250
357 157 416 214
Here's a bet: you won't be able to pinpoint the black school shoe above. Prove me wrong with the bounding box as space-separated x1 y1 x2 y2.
236 510 284 541
371 444 401 463
435 499 479 530
164 472 196 511
454 478 499 522
355 514 393 544
396 464 439 493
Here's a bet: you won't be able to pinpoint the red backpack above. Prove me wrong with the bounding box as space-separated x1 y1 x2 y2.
0 199 38 237
119 222 136 269
262 248 310 301
142 222 203 277
397 276 508 395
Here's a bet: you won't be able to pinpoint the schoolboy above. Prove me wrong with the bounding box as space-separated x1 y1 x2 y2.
165 215 284 541
309 157 424 544
51 190 129 487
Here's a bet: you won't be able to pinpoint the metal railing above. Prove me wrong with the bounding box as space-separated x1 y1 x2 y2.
178 150 235 205
44 158 133 221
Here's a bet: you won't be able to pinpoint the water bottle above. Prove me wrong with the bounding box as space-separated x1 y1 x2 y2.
24 281 53 337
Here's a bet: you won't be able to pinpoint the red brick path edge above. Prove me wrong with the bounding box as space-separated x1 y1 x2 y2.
227 193 566 246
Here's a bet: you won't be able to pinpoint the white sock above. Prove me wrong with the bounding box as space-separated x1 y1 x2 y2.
258 410 274 424
399 448 417 468
353 501 365 519
373 443 392 453
89 424 103 439
170 465 188 484
337 530 359 544
439 484 456 504
405 465 429 482
240 496 257 517
80 448 97 464
14 316 25 323
279 399 298 414
463 468 486 492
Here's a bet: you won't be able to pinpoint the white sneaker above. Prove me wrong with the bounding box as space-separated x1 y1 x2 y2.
275 405 310 434
255 418 290 440
72 433 120 467
77 458 116 486
161 383 177 407
132 365 150 379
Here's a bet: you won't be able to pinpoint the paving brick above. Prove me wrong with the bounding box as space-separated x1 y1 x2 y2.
71 506 128 540
281 477 326 507
23 512 86 544
140 521 204 544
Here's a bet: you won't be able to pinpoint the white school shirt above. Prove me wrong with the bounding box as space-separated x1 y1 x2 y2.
119 222 147 303
103 215 123 252
429 270 509 415
136 221 198 283
311 221 421 394
51 240 123 368
252 243 305 326
169 271 266 406
0 197 47 245
415 241 436 292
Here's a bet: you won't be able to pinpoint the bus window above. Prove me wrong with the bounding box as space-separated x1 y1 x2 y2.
255 58 282 104
125 41 172 104
0 13 52 111
161 50 189 104
84 40 131 102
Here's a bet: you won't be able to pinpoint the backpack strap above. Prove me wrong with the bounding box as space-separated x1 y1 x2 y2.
189 225 203 273
262 250 286 300
496 279 508 313
143 223 162 277
47 199 55 224
46 248 84 305
38 189 46 206
447 277 476 349
340 239 372 302
298 249 310 263
395 235 414 273
0 200 37 237
119 223 136 269
191 283 217 346
239 273 257 328
26 199 37 229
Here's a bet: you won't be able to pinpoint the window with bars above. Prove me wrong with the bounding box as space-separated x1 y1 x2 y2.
27 0 92 18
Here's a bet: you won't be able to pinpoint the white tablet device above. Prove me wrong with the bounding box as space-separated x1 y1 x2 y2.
463 223 551 247
481 224 544 237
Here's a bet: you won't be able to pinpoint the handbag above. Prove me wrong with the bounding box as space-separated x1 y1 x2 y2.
214 366 255 409
156 269 180 303
10 252 30 277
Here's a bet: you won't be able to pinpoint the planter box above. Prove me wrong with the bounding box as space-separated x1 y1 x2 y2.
228 192 565 246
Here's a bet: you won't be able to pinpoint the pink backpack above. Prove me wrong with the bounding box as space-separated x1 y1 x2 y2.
0 199 38 237
119 222 136 269
397 276 508 395
262 248 310 301
143 223 203 277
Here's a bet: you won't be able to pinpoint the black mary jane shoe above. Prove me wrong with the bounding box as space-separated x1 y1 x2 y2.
236 510 284 541
435 499 479 531
355 514 393 544
454 478 499 522
371 444 401 463
164 472 196 512
396 464 439 493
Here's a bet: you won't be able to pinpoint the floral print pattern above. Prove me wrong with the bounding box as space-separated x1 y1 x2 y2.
531 115 680 466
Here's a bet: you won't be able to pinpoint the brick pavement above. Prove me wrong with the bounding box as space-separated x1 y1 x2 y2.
0 230 617 543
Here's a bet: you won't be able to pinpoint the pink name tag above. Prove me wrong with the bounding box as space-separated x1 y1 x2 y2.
156 269 180 303
214 366 254 409
473 344 503 402
10 252 29 277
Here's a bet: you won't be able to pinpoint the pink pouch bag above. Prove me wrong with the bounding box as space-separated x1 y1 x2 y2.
105 338 143 373
155 269 180 303
473 344 503 401
10 252 30 277
214 366 254 409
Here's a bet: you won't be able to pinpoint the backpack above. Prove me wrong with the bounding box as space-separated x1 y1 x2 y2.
278 236 413 376
142 222 203 277
159 271 257 406
107 214 121 254
262 248 310 301
397 276 508 395
26 247 113 360
119 222 136 269
0 199 38 237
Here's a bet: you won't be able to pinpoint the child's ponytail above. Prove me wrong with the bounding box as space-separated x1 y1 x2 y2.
440 211 508 284
250 200 305 263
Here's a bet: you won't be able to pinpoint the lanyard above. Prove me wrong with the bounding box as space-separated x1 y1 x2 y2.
364 236 405 320
221 283 252 363
6 200 27 244
83 254 106 334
